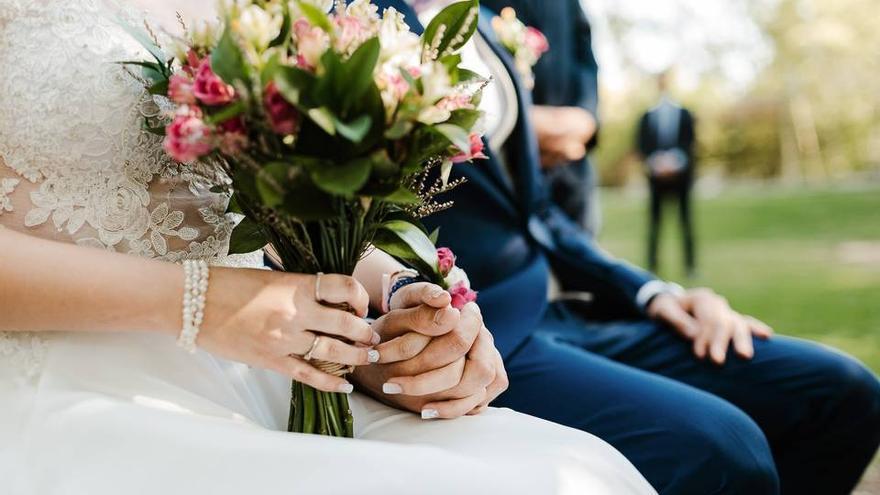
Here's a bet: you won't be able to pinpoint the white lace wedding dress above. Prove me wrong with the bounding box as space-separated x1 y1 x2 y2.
0 1 655 493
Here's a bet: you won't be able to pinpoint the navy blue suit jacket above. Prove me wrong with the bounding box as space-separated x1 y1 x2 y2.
372 0 655 357
482 0 600 147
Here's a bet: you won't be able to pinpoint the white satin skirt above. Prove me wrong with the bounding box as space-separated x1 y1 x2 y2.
0 331 655 495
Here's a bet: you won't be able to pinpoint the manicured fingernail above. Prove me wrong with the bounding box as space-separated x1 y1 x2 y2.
367 349 380 363
382 383 403 394
371 331 381 345
337 383 354 394
421 409 440 420
433 308 448 325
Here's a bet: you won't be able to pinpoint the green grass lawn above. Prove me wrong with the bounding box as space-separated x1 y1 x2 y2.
598 183 880 372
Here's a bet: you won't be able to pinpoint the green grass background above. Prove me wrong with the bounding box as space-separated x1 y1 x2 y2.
598 183 880 372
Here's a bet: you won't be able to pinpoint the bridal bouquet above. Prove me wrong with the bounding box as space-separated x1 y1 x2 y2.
123 0 486 437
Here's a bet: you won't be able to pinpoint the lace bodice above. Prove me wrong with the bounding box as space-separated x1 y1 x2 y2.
0 0 255 264
0 0 262 376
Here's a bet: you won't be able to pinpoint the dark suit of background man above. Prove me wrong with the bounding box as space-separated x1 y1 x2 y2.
638 72 696 276
483 0 602 235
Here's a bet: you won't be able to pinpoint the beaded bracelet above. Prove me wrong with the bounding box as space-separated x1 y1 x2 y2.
380 268 421 314
178 259 209 353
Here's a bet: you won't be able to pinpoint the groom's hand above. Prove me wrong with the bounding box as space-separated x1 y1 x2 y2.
648 288 774 365
352 284 507 419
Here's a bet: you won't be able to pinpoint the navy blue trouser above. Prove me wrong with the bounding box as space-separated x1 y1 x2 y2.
496 302 880 494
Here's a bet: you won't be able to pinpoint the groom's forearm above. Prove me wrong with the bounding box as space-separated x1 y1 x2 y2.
0 227 181 335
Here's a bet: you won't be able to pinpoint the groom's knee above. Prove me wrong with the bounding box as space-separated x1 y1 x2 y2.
812 351 880 445
664 403 779 494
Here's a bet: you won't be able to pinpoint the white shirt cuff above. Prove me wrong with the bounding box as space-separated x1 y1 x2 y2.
636 280 685 310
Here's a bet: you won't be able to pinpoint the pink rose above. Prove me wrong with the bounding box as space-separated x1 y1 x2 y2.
168 72 196 105
193 58 235 106
264 82 300 135
184 49 202 75
452 133 488 163
217 117 248 156
448 281 478 310
334 15 368 52
437 247 456 277
294 19 330 71
524 27 550 57
163 114 214 163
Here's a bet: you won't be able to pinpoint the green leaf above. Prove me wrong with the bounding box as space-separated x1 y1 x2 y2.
374 220 440 277
274 65 316 106
261 52 282 87
280 174 337 220
297 1 333 33
458 68 485 82
382 187 421 204
446 108 481 130
269 2 292 48
256 162 290 207
226 193 244 214
342 37 381 110
307 107 337 135
212 24 249 85
310 157 372 196
428 227 441 244
204 100 246 125
228 217 268 254
435 123 471 153
334 115 372 143
148 79 169 96
115 17 167 66
421 0 479 60
385 119 414 140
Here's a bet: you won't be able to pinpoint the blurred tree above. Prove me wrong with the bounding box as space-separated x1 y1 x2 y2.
589 0 880 184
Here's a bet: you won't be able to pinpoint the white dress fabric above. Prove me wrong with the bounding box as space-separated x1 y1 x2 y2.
0 1 656 494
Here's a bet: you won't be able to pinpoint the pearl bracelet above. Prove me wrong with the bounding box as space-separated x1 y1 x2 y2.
178 259 209 353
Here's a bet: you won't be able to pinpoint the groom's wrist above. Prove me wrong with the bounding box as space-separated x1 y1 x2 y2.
636 280 685 312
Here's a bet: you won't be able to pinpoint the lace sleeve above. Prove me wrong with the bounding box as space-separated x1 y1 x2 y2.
0 0 263 266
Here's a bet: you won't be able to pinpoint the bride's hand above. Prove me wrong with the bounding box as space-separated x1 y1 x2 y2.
197 269 379 393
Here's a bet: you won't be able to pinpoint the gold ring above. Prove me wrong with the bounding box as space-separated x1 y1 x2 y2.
314 272 325 303
303 335 321 362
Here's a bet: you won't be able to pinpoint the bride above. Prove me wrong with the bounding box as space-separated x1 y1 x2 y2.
0 0 655 493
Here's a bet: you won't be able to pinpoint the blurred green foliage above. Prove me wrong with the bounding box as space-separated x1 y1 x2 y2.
599 184 880 372
594 0 880 186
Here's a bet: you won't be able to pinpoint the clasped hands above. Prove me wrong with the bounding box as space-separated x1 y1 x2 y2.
352 283 509 419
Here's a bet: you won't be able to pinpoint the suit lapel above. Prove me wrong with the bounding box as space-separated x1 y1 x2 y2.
477 6 546 215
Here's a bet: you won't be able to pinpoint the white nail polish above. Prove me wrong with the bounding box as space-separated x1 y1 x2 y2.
367 350 380 363
421 409 440 420
337 383 354 394
382 383 402 394
371 332 381 345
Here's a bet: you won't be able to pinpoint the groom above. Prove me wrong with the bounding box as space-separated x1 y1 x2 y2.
370 0 880 493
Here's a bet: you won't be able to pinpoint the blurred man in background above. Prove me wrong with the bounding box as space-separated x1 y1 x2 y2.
483 0 602 235
638 71 697 277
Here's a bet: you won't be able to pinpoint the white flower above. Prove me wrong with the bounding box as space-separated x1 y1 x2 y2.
238 5 283 49
377 8 420 66
444 266 471 289
345 0 380 21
